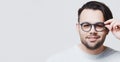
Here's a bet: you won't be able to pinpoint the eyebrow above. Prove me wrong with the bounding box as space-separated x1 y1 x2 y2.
80 22 104 24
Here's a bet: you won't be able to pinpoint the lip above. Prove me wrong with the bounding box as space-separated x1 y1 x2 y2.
86 36 100 42
87 36 100 39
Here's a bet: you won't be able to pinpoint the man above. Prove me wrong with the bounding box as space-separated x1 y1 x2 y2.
46 1 120 62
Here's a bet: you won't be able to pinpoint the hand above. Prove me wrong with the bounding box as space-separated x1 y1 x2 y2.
104 19 120 40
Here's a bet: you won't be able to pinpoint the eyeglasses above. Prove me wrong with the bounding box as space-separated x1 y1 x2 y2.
80 22 106 32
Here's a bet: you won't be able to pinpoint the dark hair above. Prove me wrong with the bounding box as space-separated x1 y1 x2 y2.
78 1 113 22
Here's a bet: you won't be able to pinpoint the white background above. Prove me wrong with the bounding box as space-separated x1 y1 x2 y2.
0 0 120 62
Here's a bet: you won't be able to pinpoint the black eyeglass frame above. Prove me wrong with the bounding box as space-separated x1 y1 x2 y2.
79 22 107 32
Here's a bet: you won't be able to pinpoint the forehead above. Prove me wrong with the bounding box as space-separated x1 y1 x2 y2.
79 9 104 23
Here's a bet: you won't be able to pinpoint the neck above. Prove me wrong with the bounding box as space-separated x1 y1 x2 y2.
79 44 106 55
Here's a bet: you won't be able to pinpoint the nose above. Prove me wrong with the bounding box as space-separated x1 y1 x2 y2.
89 25 97 34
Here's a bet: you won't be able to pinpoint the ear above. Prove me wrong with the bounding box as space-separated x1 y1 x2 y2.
76 23 80 32
106 29 109 35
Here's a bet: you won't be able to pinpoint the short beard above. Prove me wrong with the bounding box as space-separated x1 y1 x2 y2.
81 40 105 50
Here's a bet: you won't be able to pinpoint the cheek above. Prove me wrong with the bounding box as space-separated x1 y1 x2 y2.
79 29 85 35
99 32 107 38
79 30 87 38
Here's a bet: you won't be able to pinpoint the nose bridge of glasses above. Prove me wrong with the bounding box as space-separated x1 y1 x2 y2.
90 24 96 32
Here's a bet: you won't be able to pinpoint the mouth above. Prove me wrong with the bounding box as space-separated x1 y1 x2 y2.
86 36 100 42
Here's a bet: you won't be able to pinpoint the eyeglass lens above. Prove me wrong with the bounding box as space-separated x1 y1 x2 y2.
80 22 106 32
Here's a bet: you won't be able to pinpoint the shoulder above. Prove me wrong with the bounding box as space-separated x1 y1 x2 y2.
105 46 120 57
108 48 120 61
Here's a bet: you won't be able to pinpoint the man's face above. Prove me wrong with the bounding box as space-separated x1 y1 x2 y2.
77 9 108 50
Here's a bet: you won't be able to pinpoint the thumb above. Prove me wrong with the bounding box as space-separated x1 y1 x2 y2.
105 25 111 31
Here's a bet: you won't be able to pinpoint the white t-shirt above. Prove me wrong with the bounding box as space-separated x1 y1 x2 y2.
46 45 120 62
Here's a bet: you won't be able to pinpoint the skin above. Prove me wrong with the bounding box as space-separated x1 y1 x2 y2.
76 9 120 54
104 19 120 40
76 9 109 54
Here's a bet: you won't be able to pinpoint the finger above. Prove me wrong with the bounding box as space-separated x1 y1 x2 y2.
105 25 111 30
110 21 116 30
113 22 120 31
113 22 118 30
104 19 113 25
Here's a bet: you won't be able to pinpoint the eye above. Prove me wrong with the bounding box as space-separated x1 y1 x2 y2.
82 23 91 28
83 24 90 27
96 23 104 28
